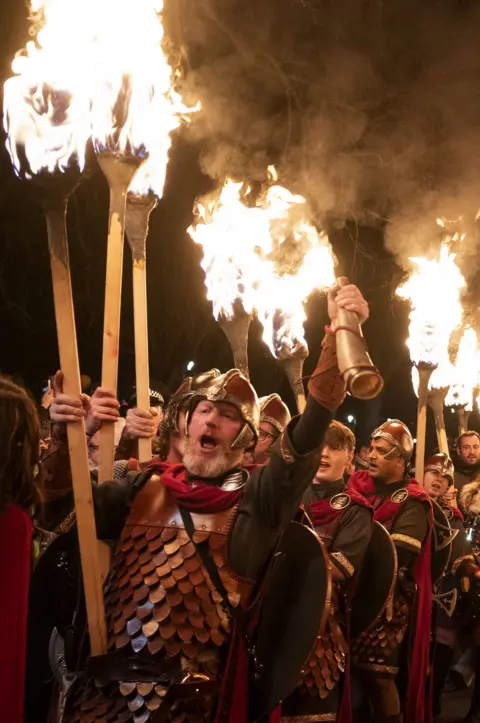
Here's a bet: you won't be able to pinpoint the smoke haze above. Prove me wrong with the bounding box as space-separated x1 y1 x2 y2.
166 0 480 266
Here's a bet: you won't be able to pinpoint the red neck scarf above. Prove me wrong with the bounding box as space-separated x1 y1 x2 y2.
348 471 433 723
0 506 32 723
309 485 371 527
146 461 257 513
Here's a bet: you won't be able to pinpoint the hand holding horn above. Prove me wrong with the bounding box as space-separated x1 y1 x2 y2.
328 277 384 400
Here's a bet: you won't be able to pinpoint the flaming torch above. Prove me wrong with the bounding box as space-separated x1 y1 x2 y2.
124 5 195 462
188 180 267 378
3 12 106 652
397 244 465 482
445 326 479 436
87 1 186 480
427 360 453 455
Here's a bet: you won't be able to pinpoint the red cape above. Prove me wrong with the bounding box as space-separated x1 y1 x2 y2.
0 505 32 723
348 472 433 723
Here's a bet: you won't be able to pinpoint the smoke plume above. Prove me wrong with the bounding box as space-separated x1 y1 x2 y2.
165 0 480 265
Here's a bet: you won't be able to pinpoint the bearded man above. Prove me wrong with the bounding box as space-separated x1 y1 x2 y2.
47 279 370 723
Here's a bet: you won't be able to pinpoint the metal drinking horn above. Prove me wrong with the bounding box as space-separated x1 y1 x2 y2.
335 308 384 399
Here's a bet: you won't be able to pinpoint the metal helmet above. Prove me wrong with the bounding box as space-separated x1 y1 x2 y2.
188 369 260 450
259 394 291 436
425 453 454 484
157 369 223 461
371 419 414 461
168 369 222 434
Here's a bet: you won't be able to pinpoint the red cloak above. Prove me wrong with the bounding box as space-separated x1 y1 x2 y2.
0 505 32 723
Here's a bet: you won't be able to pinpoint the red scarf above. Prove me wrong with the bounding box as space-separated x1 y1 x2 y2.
0 505 32 723
309 486 371 526
348 472 433 723
146 461 257 513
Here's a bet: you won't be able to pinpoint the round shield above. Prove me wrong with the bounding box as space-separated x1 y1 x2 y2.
431 500 457 587
249 521 331 721
350 521 397 639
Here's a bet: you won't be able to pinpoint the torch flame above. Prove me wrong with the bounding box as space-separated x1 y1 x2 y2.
4 0 195 186
188 174 336 358
445 327 479 411
3 7 90 178
396 243 465 369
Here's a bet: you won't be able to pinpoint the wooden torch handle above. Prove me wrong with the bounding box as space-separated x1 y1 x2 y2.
45 206 107 656
133 258 152 462
99 184 127 483
415 366 433 486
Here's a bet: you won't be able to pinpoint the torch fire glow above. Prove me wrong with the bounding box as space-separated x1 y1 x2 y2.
445 327 479 435
397 243 465 480
188 175 337 409
124 3 196 463
3 0 106 653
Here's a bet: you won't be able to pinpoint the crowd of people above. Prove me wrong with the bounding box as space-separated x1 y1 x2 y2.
3 280 480 723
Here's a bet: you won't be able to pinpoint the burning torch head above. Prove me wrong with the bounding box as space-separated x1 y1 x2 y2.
259 394 291 435
424 453 454 484
187 369 260 451
371 420 414 462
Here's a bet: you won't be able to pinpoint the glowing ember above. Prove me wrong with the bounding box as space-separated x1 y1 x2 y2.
188 175 336 357
396 243 465 369
445 327 480 411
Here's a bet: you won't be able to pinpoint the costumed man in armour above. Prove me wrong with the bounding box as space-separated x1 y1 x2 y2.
46 280 371 723
282 420 373 723
422 454 480 721
349 420 433 723
447 475 480 723
25 371 221 723
250 395 291 465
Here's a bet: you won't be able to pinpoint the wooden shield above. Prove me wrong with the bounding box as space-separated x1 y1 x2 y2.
350 521 397 639
249 521 331 721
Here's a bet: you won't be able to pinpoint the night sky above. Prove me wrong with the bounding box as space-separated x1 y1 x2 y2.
1 0 479 450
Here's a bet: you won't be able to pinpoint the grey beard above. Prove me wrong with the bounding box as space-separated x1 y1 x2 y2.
183 441 236 479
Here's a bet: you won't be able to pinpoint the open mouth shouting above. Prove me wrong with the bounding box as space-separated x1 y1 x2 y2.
199 433 219 454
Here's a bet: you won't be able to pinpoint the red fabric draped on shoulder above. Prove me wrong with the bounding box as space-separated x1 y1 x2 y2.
146 461 257 513
308 486 371 526
0 505 32 723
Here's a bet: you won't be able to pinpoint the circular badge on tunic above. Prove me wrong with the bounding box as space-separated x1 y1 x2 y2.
221 469 249 491
391 488 409 504
330 493 351 510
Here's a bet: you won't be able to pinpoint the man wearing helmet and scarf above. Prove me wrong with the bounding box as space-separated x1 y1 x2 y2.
47 278 369 723
250 394 291 465
348 420 433 723
423 454 480 721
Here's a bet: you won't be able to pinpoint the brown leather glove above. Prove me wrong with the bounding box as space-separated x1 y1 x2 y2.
307 329 346 411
